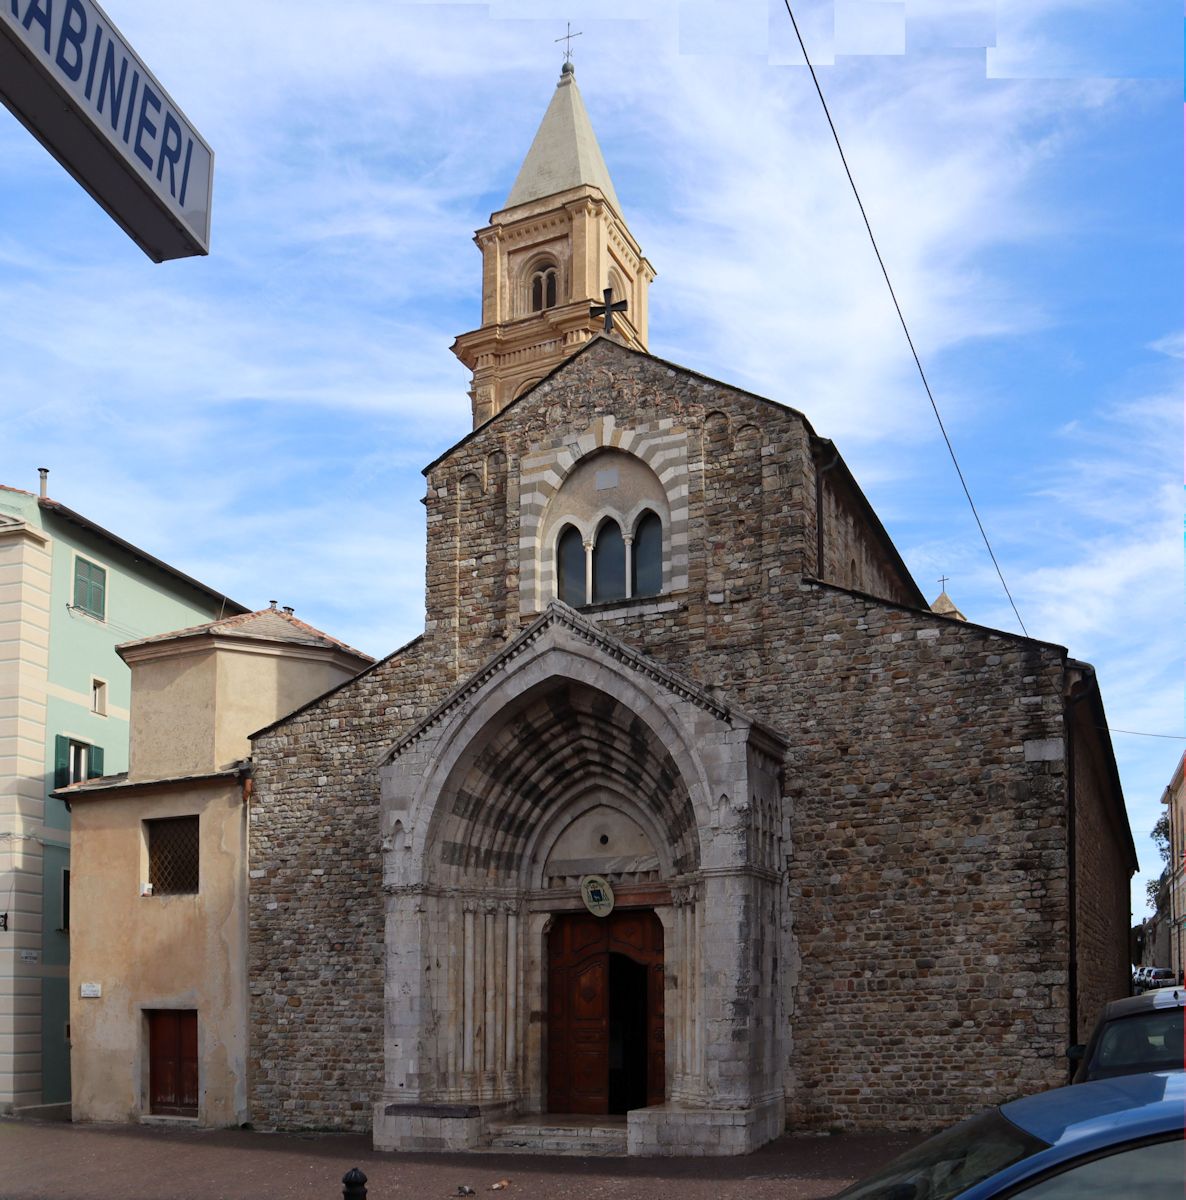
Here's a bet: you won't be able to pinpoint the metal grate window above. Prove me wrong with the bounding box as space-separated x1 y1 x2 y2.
147 817 199 895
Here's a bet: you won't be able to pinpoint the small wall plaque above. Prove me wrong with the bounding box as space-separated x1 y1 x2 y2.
19 949 38 963
79 982 101 998
580 874 615 918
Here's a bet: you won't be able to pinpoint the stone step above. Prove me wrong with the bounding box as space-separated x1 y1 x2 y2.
483 1119 628 1156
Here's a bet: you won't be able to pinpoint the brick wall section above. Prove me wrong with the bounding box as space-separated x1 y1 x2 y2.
248 339 1128 1133
1070 700 1133 1039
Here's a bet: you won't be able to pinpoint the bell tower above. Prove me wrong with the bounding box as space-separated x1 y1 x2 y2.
452 63 656 428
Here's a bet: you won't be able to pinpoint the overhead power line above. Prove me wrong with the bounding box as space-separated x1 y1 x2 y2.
780 2 1029 638
1106 728 1186 742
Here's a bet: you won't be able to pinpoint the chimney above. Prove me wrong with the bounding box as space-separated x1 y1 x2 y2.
268 600 278 610
282 606 294 615
37 468 48 498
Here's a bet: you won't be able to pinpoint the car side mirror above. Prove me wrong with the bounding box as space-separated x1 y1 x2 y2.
1066 1044 1085 1062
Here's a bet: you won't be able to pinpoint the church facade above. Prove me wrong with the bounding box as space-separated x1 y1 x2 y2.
246 66 1134 1155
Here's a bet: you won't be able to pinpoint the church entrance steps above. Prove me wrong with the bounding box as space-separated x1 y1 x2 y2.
482 1115 628 1156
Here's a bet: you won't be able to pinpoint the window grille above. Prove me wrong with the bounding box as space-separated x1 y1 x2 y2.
147 817 199 895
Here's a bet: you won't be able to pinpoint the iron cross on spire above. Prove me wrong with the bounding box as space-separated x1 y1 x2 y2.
591 287 627 334
556 23 582 64
938 575 949 591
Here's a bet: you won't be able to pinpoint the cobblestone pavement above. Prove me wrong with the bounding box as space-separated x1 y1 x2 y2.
0 1119 920 1200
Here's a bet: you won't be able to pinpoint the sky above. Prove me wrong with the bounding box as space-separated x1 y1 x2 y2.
0 0 1180 919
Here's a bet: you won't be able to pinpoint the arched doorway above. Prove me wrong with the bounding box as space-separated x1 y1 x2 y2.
546 909 664 1114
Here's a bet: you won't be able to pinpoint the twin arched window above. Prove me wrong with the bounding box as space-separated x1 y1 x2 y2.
530 265 558 312
557 511 662 607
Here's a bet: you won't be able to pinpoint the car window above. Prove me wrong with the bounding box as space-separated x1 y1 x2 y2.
1092 1010 1183 1076
834 1109 1046 1200
1010 1137 1183 1197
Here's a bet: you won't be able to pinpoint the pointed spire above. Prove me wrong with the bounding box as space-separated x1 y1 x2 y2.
504 64 623 215
931 590 967 622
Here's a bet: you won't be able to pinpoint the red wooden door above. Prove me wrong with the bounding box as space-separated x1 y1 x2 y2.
148 1010 198 1116
547 911 664 1114
548 915 610 1113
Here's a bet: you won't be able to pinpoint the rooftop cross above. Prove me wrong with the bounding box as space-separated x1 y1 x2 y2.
591 287 627 334
555 22 582 64
938 575 949 592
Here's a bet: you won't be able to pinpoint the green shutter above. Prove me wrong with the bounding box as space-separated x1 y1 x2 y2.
72 560 106 618
73 562 88 609
54 736 70 789
90 567 105 619
87 746 104 779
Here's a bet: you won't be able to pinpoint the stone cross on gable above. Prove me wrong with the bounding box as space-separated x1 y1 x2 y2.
591 287 627 334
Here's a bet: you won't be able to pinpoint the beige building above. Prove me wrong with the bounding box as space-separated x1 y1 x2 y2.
1161 754 1185 982
61 607 370 1124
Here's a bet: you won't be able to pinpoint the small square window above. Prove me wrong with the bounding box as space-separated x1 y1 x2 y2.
147 817 199 895
91 679 107 716
73 558 106 619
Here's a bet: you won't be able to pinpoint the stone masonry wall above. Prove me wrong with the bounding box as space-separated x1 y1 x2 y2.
1070 702 1132 1040
602 579 1075 1131
247 339 1121 1134
248 638 453 1131
817 464 918 606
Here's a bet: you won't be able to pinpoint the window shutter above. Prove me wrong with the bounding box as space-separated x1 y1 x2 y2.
91 569 105 619
54 736 70 788
87 746 104 779
73 564 87 609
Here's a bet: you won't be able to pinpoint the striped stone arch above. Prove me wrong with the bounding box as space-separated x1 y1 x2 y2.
430 680 699 886
517 414 690 613
381 617 716 892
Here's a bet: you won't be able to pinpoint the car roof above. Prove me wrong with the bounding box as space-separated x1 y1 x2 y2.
1100 987 1186 1020
1001 1071 1185 1150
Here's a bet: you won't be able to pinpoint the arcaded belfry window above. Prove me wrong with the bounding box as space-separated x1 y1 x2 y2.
147 816 199 895
557 525 586 607
530 264 558 312
632 510 662 597
592 519 626 603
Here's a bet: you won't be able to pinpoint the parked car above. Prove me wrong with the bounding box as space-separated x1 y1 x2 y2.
833 1071 1184 1199
1132 967 1150 992
1145 967 1176 990
1068 987 1184 1083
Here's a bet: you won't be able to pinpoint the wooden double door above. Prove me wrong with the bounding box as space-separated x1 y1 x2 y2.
547 909 664 1114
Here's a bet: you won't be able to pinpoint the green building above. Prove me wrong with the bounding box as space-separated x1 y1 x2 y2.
0 473 246 1115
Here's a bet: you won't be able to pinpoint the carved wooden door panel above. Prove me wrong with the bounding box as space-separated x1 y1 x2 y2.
548 914 610 1113
548 910 665 1114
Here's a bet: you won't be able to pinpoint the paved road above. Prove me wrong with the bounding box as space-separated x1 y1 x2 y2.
0 1119 919 1200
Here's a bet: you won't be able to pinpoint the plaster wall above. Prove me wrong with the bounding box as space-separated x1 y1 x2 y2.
213 646 360 769
127 651 218 780
69 780 247 1125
